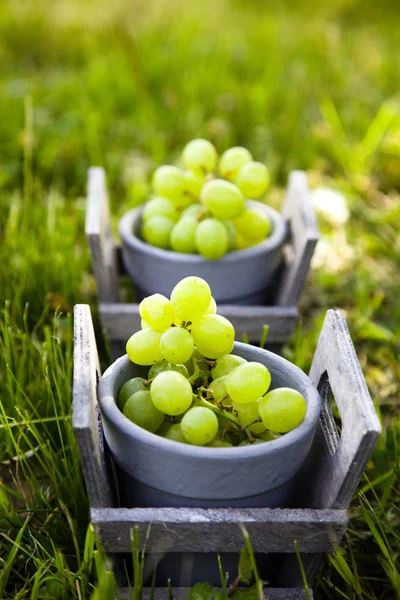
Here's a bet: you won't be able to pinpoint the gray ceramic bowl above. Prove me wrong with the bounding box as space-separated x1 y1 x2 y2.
119 201 287 305
98 342 320 509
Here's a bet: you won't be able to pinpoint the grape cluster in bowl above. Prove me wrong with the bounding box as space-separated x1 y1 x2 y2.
120 276 307 447
141 140 272 259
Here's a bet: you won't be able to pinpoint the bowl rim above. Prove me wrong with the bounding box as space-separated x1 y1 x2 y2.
118 200 287 264
98 341 321 461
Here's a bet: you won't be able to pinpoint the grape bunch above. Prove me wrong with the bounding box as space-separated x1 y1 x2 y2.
140 139 272 259
119 276 307 447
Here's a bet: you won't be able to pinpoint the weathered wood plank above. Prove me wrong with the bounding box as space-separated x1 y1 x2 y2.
72 304 114 508
276 171 319 306
92 507 348 554
99 303 299 343
118 588 313 599
86 167 120 303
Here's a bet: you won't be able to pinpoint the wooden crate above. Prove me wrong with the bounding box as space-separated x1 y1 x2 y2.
72 306 381 599
85 167 319 357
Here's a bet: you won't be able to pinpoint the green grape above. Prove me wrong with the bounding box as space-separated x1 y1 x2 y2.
258 388 307 433
201 179 245 219
195 218 229 260
211 354 247 379
123 390 165 433
184 171 206 198
235 161 270 198
239 438 264 446
152 166 186 205
160 327 194 364
170 276 211 322
170 216 198 254
149 361 190 379
181 203 203 219
207 439 233 448
226 362 271 404
142 215 174 249
235 232 256 251
205 296 217 315
139 293 175 332
234 208 271 242
142 197 179 223
192 314 235 359
219 146 252 181
118 377 148 411
182 139 217 175
181 406 218 446
150 371 193 415
141 319 151 329
157 422 172 437
126 329 163 365
223 220 237 251
185 347 210 377
233 400 266 434
165 423 187 444
259 430 281 442
208 376 228 402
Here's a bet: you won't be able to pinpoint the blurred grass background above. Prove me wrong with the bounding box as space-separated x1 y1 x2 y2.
0 0 399 598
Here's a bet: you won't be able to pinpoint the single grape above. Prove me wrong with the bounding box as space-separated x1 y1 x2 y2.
207 439 233 448
192 314 235 359
233 400 266 434
211 354 247 380
233 208 271 243
160 327 194 364
201 179 245 220
142 215 174 249
141 319 151 329
195 218 229 260
204 297 217 315
184 171 206 198
150 371 193 415
239 438 264 446
235 232 256 251
181 203 203 219
182 139 217 175
223 220 237 251
170 276 211 322
118 377 148 411
226 362 271 404
165 423 187 444
235 161 270 198
126 329 163 365
181 406 218 446
258 388 307 433
123 390 165 433
208 376 228 402
157 422 172 437
149 360 190 379
139 294 175 332
142 197 179 223
170 216 198 254
259 430 281 442
219 146 252 181
152 166 186 205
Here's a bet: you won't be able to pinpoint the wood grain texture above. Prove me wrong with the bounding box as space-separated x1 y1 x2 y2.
118 588 313 599
86 167 120 303
72 304 113 508
99 303 298 343
92 506 347 554
276 171 319 306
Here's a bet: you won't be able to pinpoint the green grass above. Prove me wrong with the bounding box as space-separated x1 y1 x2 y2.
0 0 399 598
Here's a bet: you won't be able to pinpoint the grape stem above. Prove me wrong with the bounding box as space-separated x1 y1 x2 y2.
193 396 256 441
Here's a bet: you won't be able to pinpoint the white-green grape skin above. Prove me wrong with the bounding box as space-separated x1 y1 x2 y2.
126 329 163 365
142 197 179 223
233 400 266 434
258 388 307 433
142 215 174 249
170 276 211 322
139 294 175 332
150 371 193 416
181 203 203 219
219 146 252 181
211 354 247 380
160 326 194 364
226 362 271 404
184 170 205 198
170 216 198 254
192 314 235 359
182 139 217 175
207 439 233 447
152 166 186 204
235 161 270 198
148 361 189 379
201 179 245 220
181 406 218 446
123 390 165 433
165 423 187 443
234 208 271 242
204 296 217 315
118 377 148 411
223 220 237 251
208 376 228 402
195 218 229 260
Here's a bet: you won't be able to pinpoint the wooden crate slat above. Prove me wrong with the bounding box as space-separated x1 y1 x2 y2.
276 171 319 307
72 304 114 508
92 506 348 554
99 302 299 343
119 588 313 599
